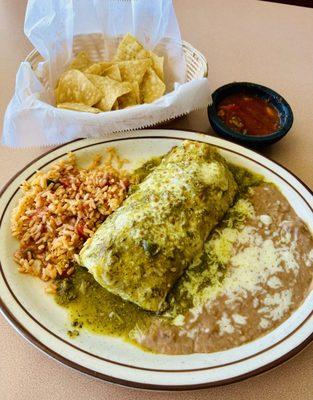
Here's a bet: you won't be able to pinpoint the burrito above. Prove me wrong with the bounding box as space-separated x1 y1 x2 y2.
79 141 237 312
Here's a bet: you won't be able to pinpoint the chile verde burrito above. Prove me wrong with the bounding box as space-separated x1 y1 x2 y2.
79 141 237 312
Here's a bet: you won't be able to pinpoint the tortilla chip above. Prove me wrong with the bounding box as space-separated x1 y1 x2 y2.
112 100 119 110
118 93 136 108
84 62 113 75
57 103 102 113
114 33 149 61
68 52 92 71
132 82 140 103
117 59 151 84
149 51 164 81
85 74 131 97
140 67 166 103
102 64 122 81
56 34 167 113
118 82 140 108
86 74 132 111
56 70 102 106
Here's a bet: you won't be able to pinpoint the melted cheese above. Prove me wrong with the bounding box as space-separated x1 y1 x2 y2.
185 196 302 325
232 313 247 325
259 290 293 321
259 214 272 225
259 318 270 329
267 276 282 289
218 313 234 335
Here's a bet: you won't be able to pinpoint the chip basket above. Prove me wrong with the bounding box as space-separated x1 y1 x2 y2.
25 33 208 88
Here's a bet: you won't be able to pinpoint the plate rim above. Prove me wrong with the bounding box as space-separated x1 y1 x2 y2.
0 129 312 391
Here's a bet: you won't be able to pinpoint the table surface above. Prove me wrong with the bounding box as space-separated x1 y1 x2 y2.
1 0 312 399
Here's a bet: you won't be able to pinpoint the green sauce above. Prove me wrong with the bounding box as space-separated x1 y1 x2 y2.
229 164 263 195
165 164 262 318
133 156 163 181
133 158 263 196
55 267 152 343
54 161 263 343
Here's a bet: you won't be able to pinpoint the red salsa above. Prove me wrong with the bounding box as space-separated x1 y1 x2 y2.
217 93 280 136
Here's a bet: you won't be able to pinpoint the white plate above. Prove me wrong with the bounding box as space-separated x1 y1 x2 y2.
0 129 312 391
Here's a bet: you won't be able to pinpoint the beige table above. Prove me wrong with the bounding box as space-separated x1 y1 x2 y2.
1 0 312 399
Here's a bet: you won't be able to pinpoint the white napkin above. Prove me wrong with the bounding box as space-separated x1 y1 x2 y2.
3 0 211 147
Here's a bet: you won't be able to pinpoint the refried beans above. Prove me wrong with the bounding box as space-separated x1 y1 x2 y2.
137 183 313 354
